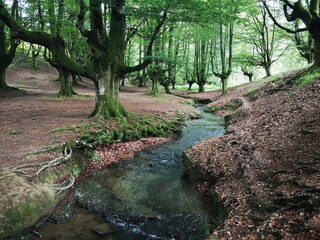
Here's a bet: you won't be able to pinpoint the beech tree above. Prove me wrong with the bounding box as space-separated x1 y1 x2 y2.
210 0 238 95
262 0 320 71
0 0 167 118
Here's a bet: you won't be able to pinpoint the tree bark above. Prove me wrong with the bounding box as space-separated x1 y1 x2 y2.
0 66 10 91
90 68 127 118
222 76 228 95
198 83 205 92
151 78 160 95
265 66 271 77
309 19 320 70
57 68 76 97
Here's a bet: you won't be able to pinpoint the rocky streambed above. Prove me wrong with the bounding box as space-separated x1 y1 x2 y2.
28 107 225 240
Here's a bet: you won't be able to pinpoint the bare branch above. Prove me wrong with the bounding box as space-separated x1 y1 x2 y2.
121 9 169 74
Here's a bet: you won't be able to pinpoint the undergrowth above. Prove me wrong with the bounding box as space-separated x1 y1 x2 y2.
67 114 182 148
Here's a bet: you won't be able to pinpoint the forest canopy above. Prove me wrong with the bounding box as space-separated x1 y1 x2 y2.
0 0 317 118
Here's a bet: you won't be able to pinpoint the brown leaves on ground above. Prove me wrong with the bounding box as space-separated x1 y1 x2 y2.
0 67 198 169
78 137 173 179
186 71 320 239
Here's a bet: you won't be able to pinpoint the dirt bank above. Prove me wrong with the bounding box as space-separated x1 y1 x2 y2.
184 71 320 239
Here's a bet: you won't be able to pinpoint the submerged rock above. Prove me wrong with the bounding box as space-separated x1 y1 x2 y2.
49 200 76 224
92 223 118 235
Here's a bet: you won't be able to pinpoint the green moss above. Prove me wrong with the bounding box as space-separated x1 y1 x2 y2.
3 189 55 237
295 70 320 87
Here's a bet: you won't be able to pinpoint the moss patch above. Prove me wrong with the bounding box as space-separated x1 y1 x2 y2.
204 99 243 114
0 172 56 239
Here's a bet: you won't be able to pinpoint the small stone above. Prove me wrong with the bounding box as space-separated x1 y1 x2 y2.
92 223 117 235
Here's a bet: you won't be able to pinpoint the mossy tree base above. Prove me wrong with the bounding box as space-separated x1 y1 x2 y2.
57 69 77 97
89 93 127 119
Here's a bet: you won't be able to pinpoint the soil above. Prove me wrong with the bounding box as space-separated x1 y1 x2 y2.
185 70 320 239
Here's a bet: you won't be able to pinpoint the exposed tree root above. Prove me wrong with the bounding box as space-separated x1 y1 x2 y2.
1 146 72 182
52 175 75 194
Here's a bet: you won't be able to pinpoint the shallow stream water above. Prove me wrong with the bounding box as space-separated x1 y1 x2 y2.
34 107 225 240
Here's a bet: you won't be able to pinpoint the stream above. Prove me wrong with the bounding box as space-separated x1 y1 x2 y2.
33 107 225 240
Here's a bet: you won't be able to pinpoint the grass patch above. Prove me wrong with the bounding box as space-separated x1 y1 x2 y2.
295 70 320 87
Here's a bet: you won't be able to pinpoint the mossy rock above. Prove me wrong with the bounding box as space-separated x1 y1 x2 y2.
0 172 56 239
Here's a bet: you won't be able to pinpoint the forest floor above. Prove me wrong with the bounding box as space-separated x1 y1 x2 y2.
186 69 320 239
0 64 200 238
1 64 320 239
0 64 199 169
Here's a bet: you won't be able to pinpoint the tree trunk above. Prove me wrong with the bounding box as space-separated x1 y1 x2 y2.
162 83 171 94
0 67 9 90
90 69 126 119
249 75 253 82
172 80 176 90
198 83 205 93
137 74 144 87
0 66 16 91
57 68 76 97
151 77 159 96
72 74 85 87
188 82 193 91
310 23 320 70
265 66 271 77
221 77 228 95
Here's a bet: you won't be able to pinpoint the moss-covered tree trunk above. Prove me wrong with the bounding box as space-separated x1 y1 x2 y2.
198 82 205 92
161 80 171 94
150 77 160 96
221 76 228 95
57 68 76 97
90 68 126 118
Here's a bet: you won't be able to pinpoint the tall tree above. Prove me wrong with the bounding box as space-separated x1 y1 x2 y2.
210 0 239 95
194 38 209 92
211 20 234 95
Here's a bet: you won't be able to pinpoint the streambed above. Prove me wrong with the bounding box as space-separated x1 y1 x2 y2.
33 108 224 240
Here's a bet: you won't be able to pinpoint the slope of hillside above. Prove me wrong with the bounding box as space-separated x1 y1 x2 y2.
184 70 320 239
